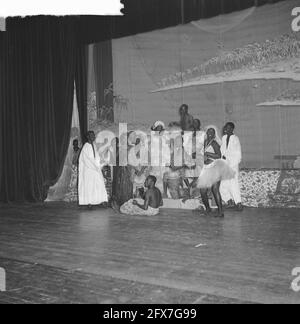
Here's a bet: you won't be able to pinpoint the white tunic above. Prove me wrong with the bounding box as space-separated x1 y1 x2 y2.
78 143 108 205
220 134 242 169
220 134 242 204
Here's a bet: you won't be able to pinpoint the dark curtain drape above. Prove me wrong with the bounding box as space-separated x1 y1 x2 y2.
93 41 114 123
75 44 88 143
0 17 78 202
0 34 4 195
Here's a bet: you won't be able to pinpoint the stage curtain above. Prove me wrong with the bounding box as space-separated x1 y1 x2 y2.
0 17 77 202
93 41 114 123
75 44 88 143
0 34 4 195
46 88 81 202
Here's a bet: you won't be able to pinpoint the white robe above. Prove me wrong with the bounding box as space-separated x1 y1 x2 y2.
220 134 242 204
78 143 108 205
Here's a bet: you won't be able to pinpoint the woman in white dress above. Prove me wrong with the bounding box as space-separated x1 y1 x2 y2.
78 131 108 208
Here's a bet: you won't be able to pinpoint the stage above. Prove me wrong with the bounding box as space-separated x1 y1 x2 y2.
0 203 299 304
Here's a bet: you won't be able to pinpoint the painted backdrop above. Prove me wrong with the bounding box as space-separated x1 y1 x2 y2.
90 0 300 169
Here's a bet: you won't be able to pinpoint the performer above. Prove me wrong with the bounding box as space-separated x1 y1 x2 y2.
78 131 108 208
151 120 165 133
163 163 186 199
72 139 81 166
149 121 168 192
183 118 205 183
131 165 149 198
65 139 81 202
220 122 243 211
120 176 163 216
111 134 134 211
193 119 202 133
169 104 194 131
195 126 235 217
129 136 150 198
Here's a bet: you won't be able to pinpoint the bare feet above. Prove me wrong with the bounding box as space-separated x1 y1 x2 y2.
100 202 109 209
224 199 235 209
214 211 224 218
234 203 244 212
197 208 212 216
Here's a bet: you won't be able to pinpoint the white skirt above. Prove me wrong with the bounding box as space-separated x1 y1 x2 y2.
196 159 235 189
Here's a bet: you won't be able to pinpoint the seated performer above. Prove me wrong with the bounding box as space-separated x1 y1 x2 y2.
131 165 150 198
120 176 163 216
169 104 194 131
163 128 190 197
163 165 186 199
194 126 235 217
128 136 149 198
78 131 108 209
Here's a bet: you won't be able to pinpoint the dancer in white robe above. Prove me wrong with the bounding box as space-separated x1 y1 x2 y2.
219 122 243 211
78 131 108 207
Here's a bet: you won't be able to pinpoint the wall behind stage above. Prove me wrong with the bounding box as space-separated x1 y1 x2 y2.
110 0 300 169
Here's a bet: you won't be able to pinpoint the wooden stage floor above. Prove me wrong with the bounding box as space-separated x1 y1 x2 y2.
0 203 299 304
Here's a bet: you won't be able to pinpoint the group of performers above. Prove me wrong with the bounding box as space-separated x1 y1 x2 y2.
77 104 243 218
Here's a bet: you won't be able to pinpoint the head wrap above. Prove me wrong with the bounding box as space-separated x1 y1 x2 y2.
151 120 165 131
204 125 222 145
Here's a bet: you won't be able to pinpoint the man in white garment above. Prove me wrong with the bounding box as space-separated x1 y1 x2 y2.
78 131 108 209
220 122 243 212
